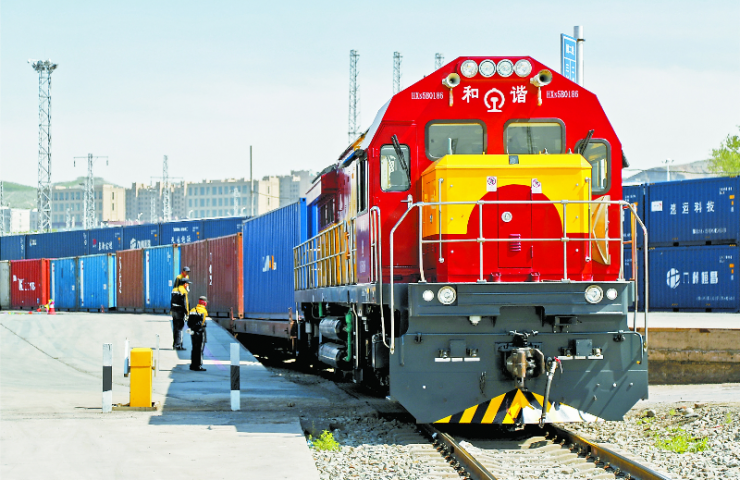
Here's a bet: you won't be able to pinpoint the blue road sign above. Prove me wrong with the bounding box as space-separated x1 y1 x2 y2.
561 34 577 82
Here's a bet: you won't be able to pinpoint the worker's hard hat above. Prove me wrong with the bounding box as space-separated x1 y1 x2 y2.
183 266 190 272
199 296 208 303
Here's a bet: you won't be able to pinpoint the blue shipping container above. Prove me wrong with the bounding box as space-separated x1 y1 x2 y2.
26 230 88 259
645 177 740 246
623 248 645 311
649 245 739 312
243 200 307 319
144 245 180 311
160 220 201 245
0 235 26 260
622 185 645 248
78 254 116 310
201 217 247 240
123 224 160 250
88 227 122 255
50 257 78 310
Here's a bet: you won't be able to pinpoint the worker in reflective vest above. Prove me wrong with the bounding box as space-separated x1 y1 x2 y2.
188 296 208 371
170 278 190 351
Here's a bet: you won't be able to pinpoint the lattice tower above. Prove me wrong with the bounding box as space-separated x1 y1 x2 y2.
29 59 57 232
393 51 402 94
435 53 444 70
162 155 171 222
348 50 360 143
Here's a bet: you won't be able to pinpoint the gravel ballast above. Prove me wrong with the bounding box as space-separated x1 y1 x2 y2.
305 402 740 480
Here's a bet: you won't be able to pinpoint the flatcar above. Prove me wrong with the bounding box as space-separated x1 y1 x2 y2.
292 56 648 425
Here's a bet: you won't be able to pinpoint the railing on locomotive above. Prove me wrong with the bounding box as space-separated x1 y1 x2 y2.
387 199 649 355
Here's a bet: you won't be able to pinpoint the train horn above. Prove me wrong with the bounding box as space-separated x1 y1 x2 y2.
530 69 552 106
530 69 552 88
442 73 461 107
442 73 461 89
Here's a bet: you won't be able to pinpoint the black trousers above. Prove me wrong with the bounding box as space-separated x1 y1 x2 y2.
191 329 206 368
171 310 185 348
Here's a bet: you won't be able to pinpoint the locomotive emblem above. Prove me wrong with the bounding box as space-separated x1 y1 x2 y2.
484 88 505 112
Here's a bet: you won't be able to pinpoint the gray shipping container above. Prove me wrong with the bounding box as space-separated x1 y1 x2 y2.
649 245 739 312
645 177 739 246
0 261 10 309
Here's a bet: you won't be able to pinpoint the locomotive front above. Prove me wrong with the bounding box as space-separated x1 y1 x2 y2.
295 56 647 425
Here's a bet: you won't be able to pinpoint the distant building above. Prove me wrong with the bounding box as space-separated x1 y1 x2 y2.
124 170 316 221
51 184 126 228
1 207 32 234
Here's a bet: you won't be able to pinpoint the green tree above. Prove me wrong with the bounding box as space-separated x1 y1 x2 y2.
708 126 740 176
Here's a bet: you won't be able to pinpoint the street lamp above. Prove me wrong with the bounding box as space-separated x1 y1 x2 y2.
137 213 143 222
663 158 674 182
188 210 194 219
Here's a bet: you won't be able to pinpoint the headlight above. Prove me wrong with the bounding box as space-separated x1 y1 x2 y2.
422 290 435 302
437 286 457 305
460 60 478 78
479 60 496 77
496 59 514 77
584 285 604 304
606 288 618 301
514 59 532 77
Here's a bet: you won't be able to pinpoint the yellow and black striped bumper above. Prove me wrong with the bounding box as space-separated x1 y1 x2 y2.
435 388 602 424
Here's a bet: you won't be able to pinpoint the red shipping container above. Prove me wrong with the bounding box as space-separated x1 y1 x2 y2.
10 259 50 309
207 234 244 318
180 239 208 309
117 249 144 310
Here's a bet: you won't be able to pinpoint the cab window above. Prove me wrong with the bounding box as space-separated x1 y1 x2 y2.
380 145 410 192
579 140 610 194
426 122 485 159
505 121 564 154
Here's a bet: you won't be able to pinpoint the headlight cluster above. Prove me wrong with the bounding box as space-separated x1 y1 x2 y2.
422 286 457 305
584 285 619 304
458 59 532 78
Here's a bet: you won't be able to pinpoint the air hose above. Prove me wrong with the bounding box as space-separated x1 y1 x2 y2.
539 357 562 428
344 311 353 363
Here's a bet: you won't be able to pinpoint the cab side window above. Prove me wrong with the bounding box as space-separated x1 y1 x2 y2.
380 145 410 192
505 121 564 154
579 141 610 193
426 122 485 159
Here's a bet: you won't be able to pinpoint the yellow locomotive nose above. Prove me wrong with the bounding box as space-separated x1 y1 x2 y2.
420 153 594 283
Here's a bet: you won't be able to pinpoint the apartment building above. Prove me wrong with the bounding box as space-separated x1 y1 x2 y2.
51 184 126 228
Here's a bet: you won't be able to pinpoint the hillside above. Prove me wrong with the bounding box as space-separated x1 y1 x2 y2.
2 177 120 209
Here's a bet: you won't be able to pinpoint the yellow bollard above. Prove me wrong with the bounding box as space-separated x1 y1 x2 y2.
130 348 153 408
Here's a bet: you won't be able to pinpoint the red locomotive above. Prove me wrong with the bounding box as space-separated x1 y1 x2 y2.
295 56 647 425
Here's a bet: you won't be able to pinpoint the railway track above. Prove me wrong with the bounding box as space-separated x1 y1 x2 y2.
420 424 673 480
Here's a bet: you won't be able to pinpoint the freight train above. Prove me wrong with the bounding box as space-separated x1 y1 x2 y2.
0 56 653 426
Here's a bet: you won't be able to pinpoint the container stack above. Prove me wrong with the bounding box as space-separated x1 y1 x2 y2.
624 176 739 312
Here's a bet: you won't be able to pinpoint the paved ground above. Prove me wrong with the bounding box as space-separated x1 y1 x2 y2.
0 312 325 480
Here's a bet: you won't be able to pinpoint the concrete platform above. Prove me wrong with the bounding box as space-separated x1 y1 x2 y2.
0 312 322 479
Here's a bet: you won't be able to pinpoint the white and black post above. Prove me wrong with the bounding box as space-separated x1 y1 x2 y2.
103 343 112 413
230 343 240 411
124 338 130 377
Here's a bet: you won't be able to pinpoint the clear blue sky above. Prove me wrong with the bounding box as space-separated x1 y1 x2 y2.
1 0 738 187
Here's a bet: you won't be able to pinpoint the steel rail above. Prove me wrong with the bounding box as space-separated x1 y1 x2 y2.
548 426 672 480
420 424 497 480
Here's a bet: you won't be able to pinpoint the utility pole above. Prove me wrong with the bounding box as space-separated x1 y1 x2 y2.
574 26 584 86
162 155 171 222
348 50 360 144
250 146 254 217
29 59 58 232
74 153 108 230
435 53 444 70
393 51 402 94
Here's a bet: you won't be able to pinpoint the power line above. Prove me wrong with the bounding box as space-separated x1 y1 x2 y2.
29 59 58 232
